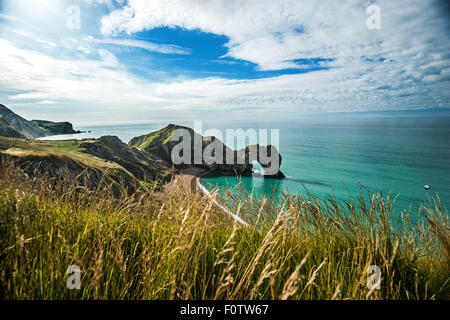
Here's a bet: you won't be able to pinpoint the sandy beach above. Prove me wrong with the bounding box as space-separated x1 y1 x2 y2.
167 166 249 227
164 166 210 194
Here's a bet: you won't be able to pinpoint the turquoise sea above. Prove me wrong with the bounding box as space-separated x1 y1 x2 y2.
41 116 450 215
201 116 450 215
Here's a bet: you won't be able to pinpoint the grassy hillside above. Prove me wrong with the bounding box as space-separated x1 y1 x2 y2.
0 116 26 138
129 124 185 164
0 136 171 195
0 104 47 138
31 120 80 135
0 104 81 138
129 124 283 177
0 158 448 300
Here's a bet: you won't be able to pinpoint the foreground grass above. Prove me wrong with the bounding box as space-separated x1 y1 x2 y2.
0 160 449 300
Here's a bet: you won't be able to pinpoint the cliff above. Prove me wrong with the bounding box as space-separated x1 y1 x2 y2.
0 123 284 195
0 104 47 138
0 135 171 194
31 120 82 135
0 104 81 138
79 135 171 182
130 124 285 178
0 115 26 138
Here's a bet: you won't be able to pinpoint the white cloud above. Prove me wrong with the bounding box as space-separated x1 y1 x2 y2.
81 0 123 9
99 0 450 113
0 38 165 106
87 36 190 55
0 32 448 125
0 0 449 124
100 0 450 71
98 48 119 66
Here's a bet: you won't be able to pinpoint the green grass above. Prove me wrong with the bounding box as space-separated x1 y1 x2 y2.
130 124 177 149
0 136 131 170
0 158 448 300
0 137 171 197
30 120 76 135
0 136 82 154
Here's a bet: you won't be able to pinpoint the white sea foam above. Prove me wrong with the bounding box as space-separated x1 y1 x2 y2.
196 180 249 227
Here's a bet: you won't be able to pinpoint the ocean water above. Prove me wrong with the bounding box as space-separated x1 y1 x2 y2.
37 123 163 144
40 116 450 215
199 116 450 215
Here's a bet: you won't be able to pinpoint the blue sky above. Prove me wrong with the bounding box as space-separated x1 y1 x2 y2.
0 0 449 125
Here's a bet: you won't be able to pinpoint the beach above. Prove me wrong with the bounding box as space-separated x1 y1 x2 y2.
165 167 249 227
36 118 450 217
165 166 210 194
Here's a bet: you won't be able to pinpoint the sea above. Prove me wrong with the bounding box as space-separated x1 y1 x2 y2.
40 115 450 217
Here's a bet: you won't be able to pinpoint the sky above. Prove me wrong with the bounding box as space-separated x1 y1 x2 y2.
0 0 449 125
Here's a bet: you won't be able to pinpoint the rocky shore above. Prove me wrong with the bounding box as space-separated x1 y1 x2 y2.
0 104 82 139
0 121 285 195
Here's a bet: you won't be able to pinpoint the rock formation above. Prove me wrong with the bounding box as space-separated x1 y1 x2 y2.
0 123 285 197
130 124 285 178
31 120 82 135
0 104 81 138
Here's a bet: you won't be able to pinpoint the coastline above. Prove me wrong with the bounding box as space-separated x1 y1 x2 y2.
167 167 249 227
35 131 86 140
194 170 249 227
165 166 210 193
196 178 249 227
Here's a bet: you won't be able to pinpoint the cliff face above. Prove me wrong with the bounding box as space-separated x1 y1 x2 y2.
129 124 181 164
0 115 26 138
0 135 171 195
80 135 171 183
0 104 81 138
0 123 284 196
31 120 81 135
0 104 47 138
130 124 285 178
0 151 141 196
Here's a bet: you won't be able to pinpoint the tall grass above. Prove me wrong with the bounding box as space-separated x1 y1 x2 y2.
0 158 448 300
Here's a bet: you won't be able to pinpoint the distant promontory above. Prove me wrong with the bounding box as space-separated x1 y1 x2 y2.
0 104 82 139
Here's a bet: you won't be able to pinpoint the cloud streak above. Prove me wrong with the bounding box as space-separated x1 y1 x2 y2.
87 36 191 55
0 0 449 124
100 0 449 71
